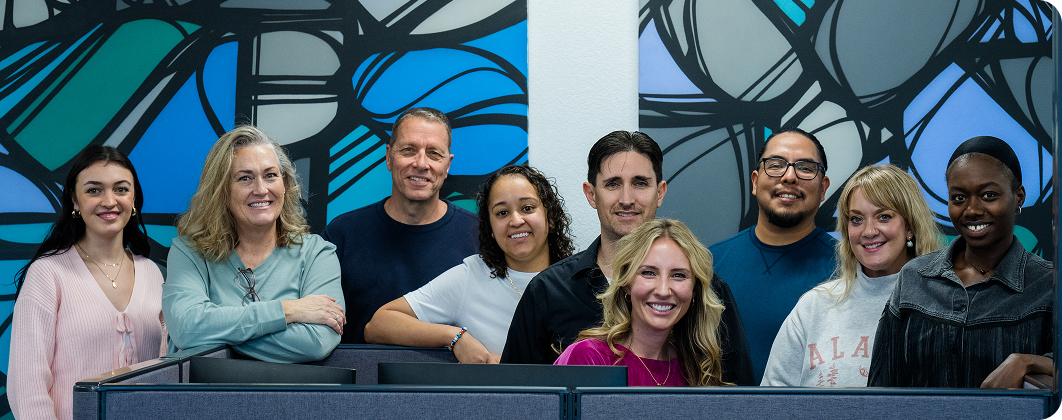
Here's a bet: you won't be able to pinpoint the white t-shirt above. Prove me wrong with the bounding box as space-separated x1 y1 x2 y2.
404 254 536 354
761 266 899 387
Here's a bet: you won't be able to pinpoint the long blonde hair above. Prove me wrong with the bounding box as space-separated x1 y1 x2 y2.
576 219 730 386
176 125 309 262
826 164 942 301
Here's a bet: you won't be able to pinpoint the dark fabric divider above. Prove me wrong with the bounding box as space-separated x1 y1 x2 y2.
573 387 1051 420
98 385 567 420
308 344 458 385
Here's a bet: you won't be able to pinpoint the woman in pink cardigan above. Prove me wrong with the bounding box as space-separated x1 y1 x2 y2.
8 146 164 420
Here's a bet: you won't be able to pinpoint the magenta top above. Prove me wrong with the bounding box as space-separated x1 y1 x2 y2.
555 338 687 386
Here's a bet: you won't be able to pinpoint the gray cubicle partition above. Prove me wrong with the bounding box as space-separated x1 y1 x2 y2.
88 384 568 420
572 387 1052 420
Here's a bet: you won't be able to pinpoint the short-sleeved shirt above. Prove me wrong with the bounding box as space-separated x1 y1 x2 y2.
405 254 536 353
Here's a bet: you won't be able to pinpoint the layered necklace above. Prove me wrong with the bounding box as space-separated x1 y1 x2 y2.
76 243 124 289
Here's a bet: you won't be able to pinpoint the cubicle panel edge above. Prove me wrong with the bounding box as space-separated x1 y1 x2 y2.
571 387 1053 420
94 384 569 420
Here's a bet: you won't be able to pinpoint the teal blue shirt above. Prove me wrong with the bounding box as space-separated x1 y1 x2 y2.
162 234 344 363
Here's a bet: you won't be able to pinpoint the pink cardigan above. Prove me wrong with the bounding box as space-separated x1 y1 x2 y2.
8 248 164 420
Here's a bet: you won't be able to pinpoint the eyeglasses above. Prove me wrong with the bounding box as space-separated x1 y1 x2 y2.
759 158 825 180
236 268 260 306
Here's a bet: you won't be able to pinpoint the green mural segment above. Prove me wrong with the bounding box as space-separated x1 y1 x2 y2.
13 20 187 170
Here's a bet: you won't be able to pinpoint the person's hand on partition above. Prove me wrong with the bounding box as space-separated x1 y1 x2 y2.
980 353 1053 389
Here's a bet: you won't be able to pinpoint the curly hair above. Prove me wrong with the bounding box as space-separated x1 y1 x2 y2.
825 164 943 302
575 219 730 386
176 125 309 262
476 164 574 278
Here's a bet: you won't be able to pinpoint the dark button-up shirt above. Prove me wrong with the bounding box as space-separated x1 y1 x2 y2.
868 237 1053 387
501 237 756 385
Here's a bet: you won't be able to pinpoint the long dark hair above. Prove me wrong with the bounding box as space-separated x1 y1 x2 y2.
476 164 574 278
14 145 150 297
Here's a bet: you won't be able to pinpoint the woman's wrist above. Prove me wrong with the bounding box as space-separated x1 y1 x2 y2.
447 327 467 351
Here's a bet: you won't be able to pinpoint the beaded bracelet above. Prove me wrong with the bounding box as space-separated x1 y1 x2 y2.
447 327 467 351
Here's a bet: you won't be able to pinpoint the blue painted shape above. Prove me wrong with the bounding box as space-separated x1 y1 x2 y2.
450 124 526 175
329 126 370 156
979 17 1001 42
145 225 178 247
799 0 813 7
0 223 52 243
129 72 219 213
351 53 380 87
1041 145 1052 194
461 103 527 119
463 20 527 76
774 0 806 25
358 48 515 115
203 42 237 131
329 141 385 194
639 19 703 95
408 71 523 117
0 166 52 213
0 28 97 118
907 74 1041 210
327 163 391 222
904 64 964 147
0 143 7 154
1013 2 1037 42
875 156 890 165
0 259 26 375
0 42 44 72
909 167 950 226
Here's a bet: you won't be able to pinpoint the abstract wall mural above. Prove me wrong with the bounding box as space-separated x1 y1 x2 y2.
641 0 1055 258
0 1 527 414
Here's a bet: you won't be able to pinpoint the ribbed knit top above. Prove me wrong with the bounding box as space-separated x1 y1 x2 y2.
8 247 164 420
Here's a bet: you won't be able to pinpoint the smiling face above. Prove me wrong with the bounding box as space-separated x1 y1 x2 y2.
846 188 913 277
227 145 285 237
488 174 551 273
626 237 695 336
385 116 453 206
946 154 1025 252
72 162 135 241
751 132 829 230
583 151 667 244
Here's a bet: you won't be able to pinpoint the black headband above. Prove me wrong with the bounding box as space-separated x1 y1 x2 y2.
947 136 1021 182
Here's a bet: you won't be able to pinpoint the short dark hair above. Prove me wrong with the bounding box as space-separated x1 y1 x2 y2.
586 131 664 185
390 107 452 148
476 165 575 279
758 128 828 172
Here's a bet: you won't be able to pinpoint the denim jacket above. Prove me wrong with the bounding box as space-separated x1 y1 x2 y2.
868 237 1053 387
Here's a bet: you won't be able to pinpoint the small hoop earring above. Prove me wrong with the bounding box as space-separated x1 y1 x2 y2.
624 293 631 302
72 210 81 219
131 207 137 216
1017 207 1022 215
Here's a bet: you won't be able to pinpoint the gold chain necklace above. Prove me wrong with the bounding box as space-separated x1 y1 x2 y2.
76 243 124 289
630 346 671 386
507 276 522 296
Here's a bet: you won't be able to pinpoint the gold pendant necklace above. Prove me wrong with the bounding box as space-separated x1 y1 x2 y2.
631 347 671 386
76 243 124 289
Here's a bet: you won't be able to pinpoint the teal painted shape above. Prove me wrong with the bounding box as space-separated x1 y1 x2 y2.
145 225 178 247
14 20 187 170
0 223 52 243
1014 225 1039 255
327 163 391 222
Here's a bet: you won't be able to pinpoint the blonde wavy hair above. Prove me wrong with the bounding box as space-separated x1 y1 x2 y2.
824 164 942 301
576 218 730 386
176 125 309 262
